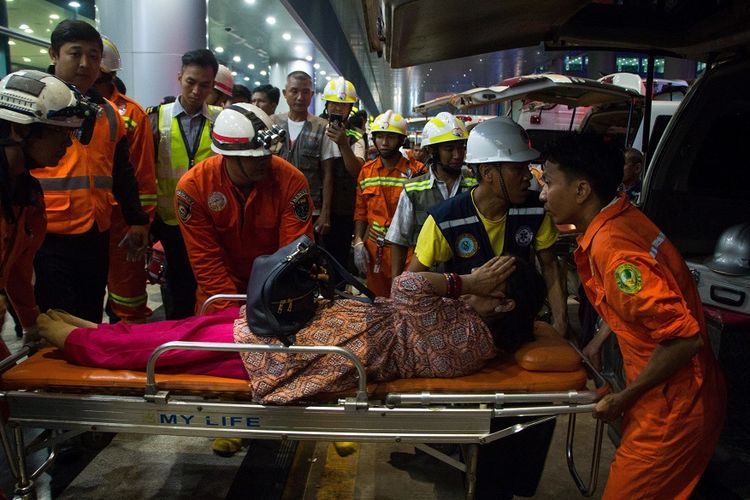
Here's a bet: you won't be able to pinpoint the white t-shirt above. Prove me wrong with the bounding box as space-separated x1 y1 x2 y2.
287 118 340 161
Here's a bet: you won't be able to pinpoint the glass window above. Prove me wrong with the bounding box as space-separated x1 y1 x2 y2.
616 56 640 73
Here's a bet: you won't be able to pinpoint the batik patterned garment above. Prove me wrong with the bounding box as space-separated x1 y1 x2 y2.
234 272 497 403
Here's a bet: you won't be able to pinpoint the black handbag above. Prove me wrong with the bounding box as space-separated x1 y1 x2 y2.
246 235 375 346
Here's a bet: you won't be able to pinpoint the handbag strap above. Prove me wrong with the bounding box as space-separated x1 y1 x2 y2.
317 245 376 303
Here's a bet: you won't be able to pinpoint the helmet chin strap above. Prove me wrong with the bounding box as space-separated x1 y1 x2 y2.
496 164 513 205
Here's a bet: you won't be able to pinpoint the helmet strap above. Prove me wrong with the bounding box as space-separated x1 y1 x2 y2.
496 165 513 205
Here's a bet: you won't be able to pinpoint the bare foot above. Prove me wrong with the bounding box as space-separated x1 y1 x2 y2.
47 309 97 329
37 313 77 350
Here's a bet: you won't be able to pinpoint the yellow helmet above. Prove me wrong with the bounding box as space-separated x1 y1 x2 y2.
323 77 357 103
420 112 468 147
370 110 407 136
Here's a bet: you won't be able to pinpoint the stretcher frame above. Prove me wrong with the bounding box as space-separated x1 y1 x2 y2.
1 295 606 500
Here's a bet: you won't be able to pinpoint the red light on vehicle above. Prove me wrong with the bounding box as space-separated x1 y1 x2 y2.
530 115 541 124
456 115 472 122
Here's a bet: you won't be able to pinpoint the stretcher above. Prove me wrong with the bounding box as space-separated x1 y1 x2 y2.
0 297 606 500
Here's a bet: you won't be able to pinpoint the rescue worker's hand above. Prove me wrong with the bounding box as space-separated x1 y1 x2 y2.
353 241 369 275
120 225 149 262
325 122 348 146
314 214 332 235
592 391 634 422
465 255 516 297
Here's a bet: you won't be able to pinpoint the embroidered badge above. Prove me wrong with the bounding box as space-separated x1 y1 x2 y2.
514 225 534 247
614 263 643 295
177 201 191 223
456 233 479 258
175 189 195 205
207 191 228 212
291 189 311 222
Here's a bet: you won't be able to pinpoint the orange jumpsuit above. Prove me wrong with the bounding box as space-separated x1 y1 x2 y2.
0 176 46 357
354 155 423 297
106 88 157 322
175 154 314 312
575 194 726 499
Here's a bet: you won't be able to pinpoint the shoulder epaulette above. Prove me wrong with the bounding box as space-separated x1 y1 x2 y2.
146 104 161 115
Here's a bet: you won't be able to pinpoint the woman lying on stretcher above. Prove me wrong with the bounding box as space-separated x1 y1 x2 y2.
38 255 546 404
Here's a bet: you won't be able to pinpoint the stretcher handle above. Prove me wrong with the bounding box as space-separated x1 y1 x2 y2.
144 341 369 404
198 294 246 315
386 389 600 407
0 344 32 374
566 413 605 497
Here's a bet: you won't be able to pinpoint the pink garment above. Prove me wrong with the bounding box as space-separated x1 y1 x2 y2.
64 307 247 379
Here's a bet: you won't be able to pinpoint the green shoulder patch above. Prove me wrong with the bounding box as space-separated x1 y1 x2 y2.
614 263 643 295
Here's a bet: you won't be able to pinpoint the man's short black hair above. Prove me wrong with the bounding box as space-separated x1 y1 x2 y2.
230 84 253 102
252 84 280 105
181 49 218 77
50 20 102 54
543 133 624 203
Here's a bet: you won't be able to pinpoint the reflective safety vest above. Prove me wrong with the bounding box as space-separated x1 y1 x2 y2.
428 189 546 274
155 102 221 225
33 98 125 234
403 170 477 246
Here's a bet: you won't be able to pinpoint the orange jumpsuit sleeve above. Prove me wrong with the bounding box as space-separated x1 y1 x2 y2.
277 167 315 245
354 163 370 222
597 246 700 343
175 177 240 308
125 100 157 221
0 208 46 328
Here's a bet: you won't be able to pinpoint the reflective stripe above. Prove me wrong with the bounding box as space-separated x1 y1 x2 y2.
438 215 479 230
108 291 148 307
359 177 409 189
460 178 478 188
93 176 113 189
139 194 158 206
650 232 666 258
38 176 90 191
371 221 388 234
123 116 137 131
404 179 433 192
102 100 119 142
508 206 545 216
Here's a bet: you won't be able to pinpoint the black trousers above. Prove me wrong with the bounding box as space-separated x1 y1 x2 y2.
475 417 556 499
34 227 109 324
320 213 355 273
151 218 196 320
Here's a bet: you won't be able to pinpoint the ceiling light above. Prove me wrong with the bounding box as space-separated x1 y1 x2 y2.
313 63 320 69
49 14 60 20
294 45 303 52
231 71 237 76
247 63 255 70
68 1 81 8
282 33 291 41
304 55 312 61
265 16 276 25
243 76 250 81
23 28 33 34
325 76 331 81
8 40 15 45
233 55 241 62
254 81 261 86
39 49 47 53
244 0 256 4
18 24 29 30
215 46 224 53
319 70 326 75
22 57 31 62
259 70 267 76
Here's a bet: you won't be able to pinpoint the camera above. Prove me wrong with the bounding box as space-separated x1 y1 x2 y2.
328 113 345 126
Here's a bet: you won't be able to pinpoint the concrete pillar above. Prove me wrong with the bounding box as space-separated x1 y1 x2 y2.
269 59 316 115
96 0 206 107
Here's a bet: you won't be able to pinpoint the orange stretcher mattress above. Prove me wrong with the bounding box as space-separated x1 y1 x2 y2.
2 323 587 398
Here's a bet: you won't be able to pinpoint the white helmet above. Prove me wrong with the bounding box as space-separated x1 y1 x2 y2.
100 35 122 74
465 117 539 164
421 112 469 148
211 103 286 157
214 64 233 97
0 70 95 128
